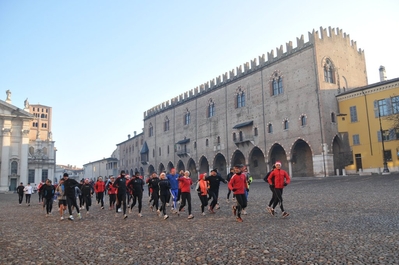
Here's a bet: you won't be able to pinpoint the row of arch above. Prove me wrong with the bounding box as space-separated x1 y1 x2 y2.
124 136 344 178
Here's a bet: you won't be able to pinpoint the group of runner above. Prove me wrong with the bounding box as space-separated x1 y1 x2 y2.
19 162 291 222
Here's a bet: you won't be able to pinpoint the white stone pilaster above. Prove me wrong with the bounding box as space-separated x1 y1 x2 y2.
0 127 12 191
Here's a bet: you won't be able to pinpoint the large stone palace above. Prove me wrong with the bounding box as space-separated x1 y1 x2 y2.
117 27 367 178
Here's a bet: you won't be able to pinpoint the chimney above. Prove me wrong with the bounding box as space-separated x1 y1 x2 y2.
128 134 131 139
379 66 387 81
134 131 137 136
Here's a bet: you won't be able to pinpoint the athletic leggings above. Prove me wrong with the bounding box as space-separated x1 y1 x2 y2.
116 193 127 215
25 194 31 204
208 190 217 210
198 194 208 213
79 195 84 208
268 185 276 207
151 192 159 210
18 194 23 204
66 195 80 216
84 196 91 211
44 198 53 214
130 193 143 213
179 192 191 215
109 194 116 207
97 192 104 207
235 194 247 218
159 194 167 215
272 188 285 212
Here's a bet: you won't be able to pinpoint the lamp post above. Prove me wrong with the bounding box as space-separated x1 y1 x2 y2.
376 108 390 173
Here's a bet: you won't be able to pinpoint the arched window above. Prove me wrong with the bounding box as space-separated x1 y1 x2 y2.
331 112 336 123
233 132 237 141
194 141 197 149
207 99 215 118
268 123 273 134
324 59 335 83
254 127 258 136
159 147 161 156
283 120 289 130
236 87 246 108
271 71 283 96
11 161 18 174
239 131 243 141
300 115 307 126
148 123 154 137
164 117 170 131
184 111 191 125
205 139 209 146
41 114 45 118
217 136 220 144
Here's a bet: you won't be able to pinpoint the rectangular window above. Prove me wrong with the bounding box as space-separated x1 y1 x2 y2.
384 150 392 161
377 99 391 116
392 96 399 114
41 169 48 182
352 134 360 145
349 106 358 122
28 170 35 183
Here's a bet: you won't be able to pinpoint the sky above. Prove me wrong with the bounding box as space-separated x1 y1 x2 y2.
1 0 399 168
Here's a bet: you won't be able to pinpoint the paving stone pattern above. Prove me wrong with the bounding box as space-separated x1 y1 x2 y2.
0 175 398 264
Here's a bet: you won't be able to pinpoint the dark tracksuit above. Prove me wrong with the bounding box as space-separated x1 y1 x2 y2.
149 178 160 210
63 178 81 216
17 185 24 204
114 176 128 215
81 184 94 211
158 179 171 216
128 178 144 213
205 174 227 210
42 184 55 214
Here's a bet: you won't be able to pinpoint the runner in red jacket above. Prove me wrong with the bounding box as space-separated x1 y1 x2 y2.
177 171 194 219
228 164 248 222
267 161 290 218
94 177 106 209
107 176 117 210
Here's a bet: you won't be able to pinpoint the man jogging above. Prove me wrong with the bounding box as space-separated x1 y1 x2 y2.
267 161 290 218
63 173 82 221
114 170 128 219
205 169 227 213
228 164 248 222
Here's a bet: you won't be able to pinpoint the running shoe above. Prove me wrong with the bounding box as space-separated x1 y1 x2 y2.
188 214 194 219
232 206 237 216
270 208 275 216
60 216 64 220
68 215 74 221
164 215 169 220
202 212 206 216
78 213 82 219
242 210 247 215
236 217 243 222
282 211 290 218
124 214 128 219
266 206 272 214
138 213 143 217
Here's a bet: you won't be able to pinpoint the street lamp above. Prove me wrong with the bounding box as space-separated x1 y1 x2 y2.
376 107 390 173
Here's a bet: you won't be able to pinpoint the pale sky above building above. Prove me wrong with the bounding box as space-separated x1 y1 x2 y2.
1 0 398 167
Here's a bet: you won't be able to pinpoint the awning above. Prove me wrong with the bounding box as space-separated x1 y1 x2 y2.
176 138 190 144
140 141 149 154
233 121 253 129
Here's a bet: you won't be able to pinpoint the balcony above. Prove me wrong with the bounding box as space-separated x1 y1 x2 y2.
233 136 254 146
177 148 190 157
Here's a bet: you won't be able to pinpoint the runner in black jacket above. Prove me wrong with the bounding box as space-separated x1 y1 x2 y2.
63 173 81 221
205 169 227 213
81 179 94 214
148 172 160 212
127 174 145 217
158 173 171 220
114 170 128 219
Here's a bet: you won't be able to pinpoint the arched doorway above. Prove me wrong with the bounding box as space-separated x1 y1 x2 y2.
199 156 209 175
187 158 197 179
177 160 185 173
148 165 155 175
167 162 174 172
291 139 313 177
158 163 165 174
249 147 266 179
231 150 245 167
213 153 227 177
139 167 144 177
332 135 353 174
269 143 288 169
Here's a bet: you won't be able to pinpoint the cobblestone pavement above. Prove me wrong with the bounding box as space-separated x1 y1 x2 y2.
1 174 398 264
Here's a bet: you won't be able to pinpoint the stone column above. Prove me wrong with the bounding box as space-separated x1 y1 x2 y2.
288 159 293 179
0 127 12 192
20 129 30 184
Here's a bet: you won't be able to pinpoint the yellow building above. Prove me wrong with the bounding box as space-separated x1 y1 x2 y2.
337 76 399 174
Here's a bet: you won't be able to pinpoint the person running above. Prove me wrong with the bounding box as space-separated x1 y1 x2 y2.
264 164 277 213
78 179 84 210
228 164 248 222
177 171 194 219
42 179 55 216
205 169 227 213
267 161 290 218
81 179 94 215
158 173 171 220
107 176 117 210
196 173 210 215
24 183 33 206
177 170 184 204
17 182 24 205
148 172 160 212
56 179 67 220
226 168 235 203
114 170 128 219
37 181 44 204
166 168 179 213
94 177 106 209
146 175 153 206
63 173 82 221
127 172 145 217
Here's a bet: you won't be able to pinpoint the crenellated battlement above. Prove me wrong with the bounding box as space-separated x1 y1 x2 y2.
143 26 364 120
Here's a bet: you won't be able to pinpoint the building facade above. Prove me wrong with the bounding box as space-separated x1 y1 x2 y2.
55 164 84 182
0 92 33 191
116 132 145 177
124 27 368 179
337 77 399 174
83 151 119 181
